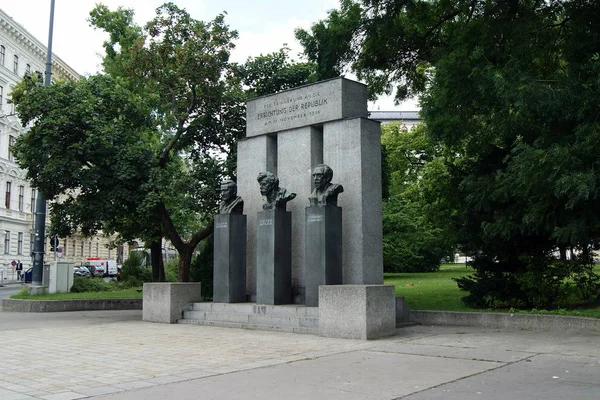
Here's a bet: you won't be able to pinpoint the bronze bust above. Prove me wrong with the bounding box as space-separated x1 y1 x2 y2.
308 164 344 207
218 180 244 214
257 172 296 211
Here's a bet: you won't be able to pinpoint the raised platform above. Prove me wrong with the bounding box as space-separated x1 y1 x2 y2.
178 302 319 335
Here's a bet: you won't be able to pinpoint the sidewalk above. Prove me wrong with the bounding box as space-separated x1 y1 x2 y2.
0 310 598 400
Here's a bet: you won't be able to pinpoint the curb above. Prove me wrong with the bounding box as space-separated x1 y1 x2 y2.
410 310 600 333
1 298 142 312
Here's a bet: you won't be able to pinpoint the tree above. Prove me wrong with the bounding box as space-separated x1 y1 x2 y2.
299 0 600 308
381 122 455 272
13 3 317 283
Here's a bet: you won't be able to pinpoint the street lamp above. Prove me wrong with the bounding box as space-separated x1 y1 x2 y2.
31 0 55 287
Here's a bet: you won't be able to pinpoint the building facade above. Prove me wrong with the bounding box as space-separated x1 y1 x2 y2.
0 8 126 280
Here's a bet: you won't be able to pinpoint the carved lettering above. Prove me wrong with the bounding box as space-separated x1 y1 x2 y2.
259 219 273 226
307 215 323 223
215 222 228 229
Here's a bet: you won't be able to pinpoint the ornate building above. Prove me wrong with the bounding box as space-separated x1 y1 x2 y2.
0 8 126 280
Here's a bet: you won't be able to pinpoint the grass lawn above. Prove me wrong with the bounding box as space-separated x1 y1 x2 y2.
10 287 143 300
384 263 600 318
385 264 474 311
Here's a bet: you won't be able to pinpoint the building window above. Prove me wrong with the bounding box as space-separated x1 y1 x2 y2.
13 55 19 74
30 233 34 255
5 182 11 209
0 85 3 109
0 45 4 66
88 241 92 256
17 232 23 254
72 240 76 256
26 63 30 73
8 135 15 162
18 185 24 211
4 231 10 254
80 241 84 256
31 188 36 213
64 239 67 256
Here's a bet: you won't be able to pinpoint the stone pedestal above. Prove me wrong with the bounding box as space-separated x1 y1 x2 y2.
319 285 396 340
304 206 342 306
256 210 292 305
213 214 247 303
143 283 202 324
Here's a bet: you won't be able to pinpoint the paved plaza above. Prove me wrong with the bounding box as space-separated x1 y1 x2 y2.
0 309 598 399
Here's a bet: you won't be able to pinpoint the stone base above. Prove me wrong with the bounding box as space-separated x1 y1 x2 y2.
256 210 292 305
28 286 48 296
304 206 342 306
319 285 396 340
143 283 202 324
213 214 247 303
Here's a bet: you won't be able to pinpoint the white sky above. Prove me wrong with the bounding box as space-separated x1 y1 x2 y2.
1 0 418 110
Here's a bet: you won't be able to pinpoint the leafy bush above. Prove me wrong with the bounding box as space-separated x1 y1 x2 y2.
120 251 152 287
383 199 446 272
165 258 179 282
71 276 111 293
454 254 600 309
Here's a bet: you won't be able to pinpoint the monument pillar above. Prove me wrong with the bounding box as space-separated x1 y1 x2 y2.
237 135 277 300
323 117 383 284
277 126 322 301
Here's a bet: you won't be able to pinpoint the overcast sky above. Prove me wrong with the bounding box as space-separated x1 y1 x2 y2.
2 0 418 110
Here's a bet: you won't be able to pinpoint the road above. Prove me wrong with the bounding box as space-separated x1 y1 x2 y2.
0 283 23 308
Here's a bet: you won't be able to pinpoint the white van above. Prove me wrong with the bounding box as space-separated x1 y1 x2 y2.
85 258 118 277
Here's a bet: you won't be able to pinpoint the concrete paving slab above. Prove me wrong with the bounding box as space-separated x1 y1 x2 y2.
403 353 600 399
93 350 501 400
1 310 599 399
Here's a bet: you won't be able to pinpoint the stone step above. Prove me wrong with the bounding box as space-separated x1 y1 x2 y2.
177 318 318 335
188 302 319 318
182 310 319 328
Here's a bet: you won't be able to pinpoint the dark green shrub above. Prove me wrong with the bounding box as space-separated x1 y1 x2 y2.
71 276 110 293
191 236 213 301
455 254 600 309
120 251 152 287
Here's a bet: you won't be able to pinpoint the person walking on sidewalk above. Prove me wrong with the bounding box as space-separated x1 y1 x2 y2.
16 260 23 281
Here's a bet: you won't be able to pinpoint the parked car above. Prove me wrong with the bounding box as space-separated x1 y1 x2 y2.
87 264 104 277
24 267 32 283
73 266 92 277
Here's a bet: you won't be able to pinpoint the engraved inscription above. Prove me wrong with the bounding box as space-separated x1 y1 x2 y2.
307 215 323 223
259 219 273 226
256 90 330 127
215 222 228 229
253 305 267 314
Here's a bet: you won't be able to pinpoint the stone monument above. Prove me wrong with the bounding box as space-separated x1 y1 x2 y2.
255 172 295 304
213 180 247 303
304 164 343 306
237 77 383 302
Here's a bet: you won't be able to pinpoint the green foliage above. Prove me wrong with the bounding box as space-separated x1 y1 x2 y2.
164 258 179 282
120 251 152 287
381 123 455 272
302 0 600 308
191 236 214 301
234 47 317 99
70 277 111 293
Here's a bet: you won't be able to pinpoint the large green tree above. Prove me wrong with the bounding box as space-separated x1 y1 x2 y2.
299 0 600 307
381 122 455 272
13 3 317 282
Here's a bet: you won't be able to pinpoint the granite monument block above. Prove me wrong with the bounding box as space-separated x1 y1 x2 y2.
256 210 292 305
304 206 342 306
213 214 247 303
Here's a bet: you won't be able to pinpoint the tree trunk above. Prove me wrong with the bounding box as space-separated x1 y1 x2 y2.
177 245 194 282
150 240 165 282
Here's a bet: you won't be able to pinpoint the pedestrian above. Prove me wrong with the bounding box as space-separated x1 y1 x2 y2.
16 260 23 281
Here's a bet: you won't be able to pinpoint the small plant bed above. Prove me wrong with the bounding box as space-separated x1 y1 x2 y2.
385 263 600 318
